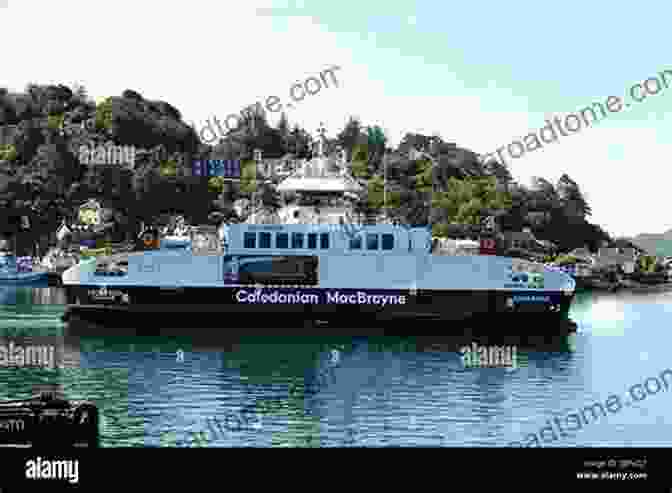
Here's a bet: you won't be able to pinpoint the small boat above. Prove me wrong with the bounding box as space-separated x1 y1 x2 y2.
0 392 99 448
0 253 49 285
161 228 191 249
160 219 192 249
39 250 80 286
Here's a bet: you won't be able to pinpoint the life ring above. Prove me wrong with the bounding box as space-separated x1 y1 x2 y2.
481 239 496 250
143 234 155 247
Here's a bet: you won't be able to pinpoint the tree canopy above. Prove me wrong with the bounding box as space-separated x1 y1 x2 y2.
0 88 610 254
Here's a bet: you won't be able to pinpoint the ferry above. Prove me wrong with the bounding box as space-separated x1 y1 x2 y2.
61 223 576 329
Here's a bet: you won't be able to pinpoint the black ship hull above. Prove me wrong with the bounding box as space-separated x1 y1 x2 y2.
61 285 575 333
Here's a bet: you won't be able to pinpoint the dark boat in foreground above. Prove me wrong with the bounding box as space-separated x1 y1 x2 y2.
0 392 99 448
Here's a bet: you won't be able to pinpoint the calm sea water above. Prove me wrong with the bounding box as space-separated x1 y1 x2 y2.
0 286 670 447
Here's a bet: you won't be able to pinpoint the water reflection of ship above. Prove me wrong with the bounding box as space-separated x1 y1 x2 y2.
0 286 67 306
32 287 67 305
0 286 17 305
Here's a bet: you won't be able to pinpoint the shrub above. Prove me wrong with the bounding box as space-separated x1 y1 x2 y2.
240 160 258 194
0 144 17 161
637 255 657 273
351 159 368 179
95 98 114 131
554 255 579 265
159 159 178 177
47 114 65 130
208 176 226 192
432 223 451 238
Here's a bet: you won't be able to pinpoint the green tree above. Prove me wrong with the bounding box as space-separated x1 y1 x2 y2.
0 144 17 161
366 125 387 166
159 159 178 177
259 181 282 212
350 143 370 179
432 176 512 226
72 83 89 104
208 176 226 193
337 117 363 161
277 112 290 154
95 98 114 131
557 173 591 218
240 159 258 194
482 157 513 186
47 113 65 131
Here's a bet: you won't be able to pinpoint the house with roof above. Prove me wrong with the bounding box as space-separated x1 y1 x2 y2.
501 228 555 254
0 124 19 147
568 247 594 263
594 247 639 274
525 211 550 226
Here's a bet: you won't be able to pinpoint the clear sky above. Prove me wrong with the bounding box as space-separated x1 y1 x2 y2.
2 0 670 238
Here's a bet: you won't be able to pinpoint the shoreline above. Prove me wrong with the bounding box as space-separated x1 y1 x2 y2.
578 280 672 293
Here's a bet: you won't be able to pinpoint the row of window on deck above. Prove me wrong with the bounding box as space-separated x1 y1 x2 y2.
242 231 395 251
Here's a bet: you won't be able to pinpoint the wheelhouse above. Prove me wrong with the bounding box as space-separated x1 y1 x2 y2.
222 224 431 257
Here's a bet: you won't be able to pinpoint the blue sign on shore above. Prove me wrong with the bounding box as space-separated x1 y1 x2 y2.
192 159 241 178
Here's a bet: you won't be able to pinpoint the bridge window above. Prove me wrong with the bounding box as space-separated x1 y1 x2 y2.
366 233 378 250
349 235 362 249
382 234 394 250
244 232 256 248
320 233 329 249
292 232 304 249
259 232 272 248
276 233 288 249
307 233 317 249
